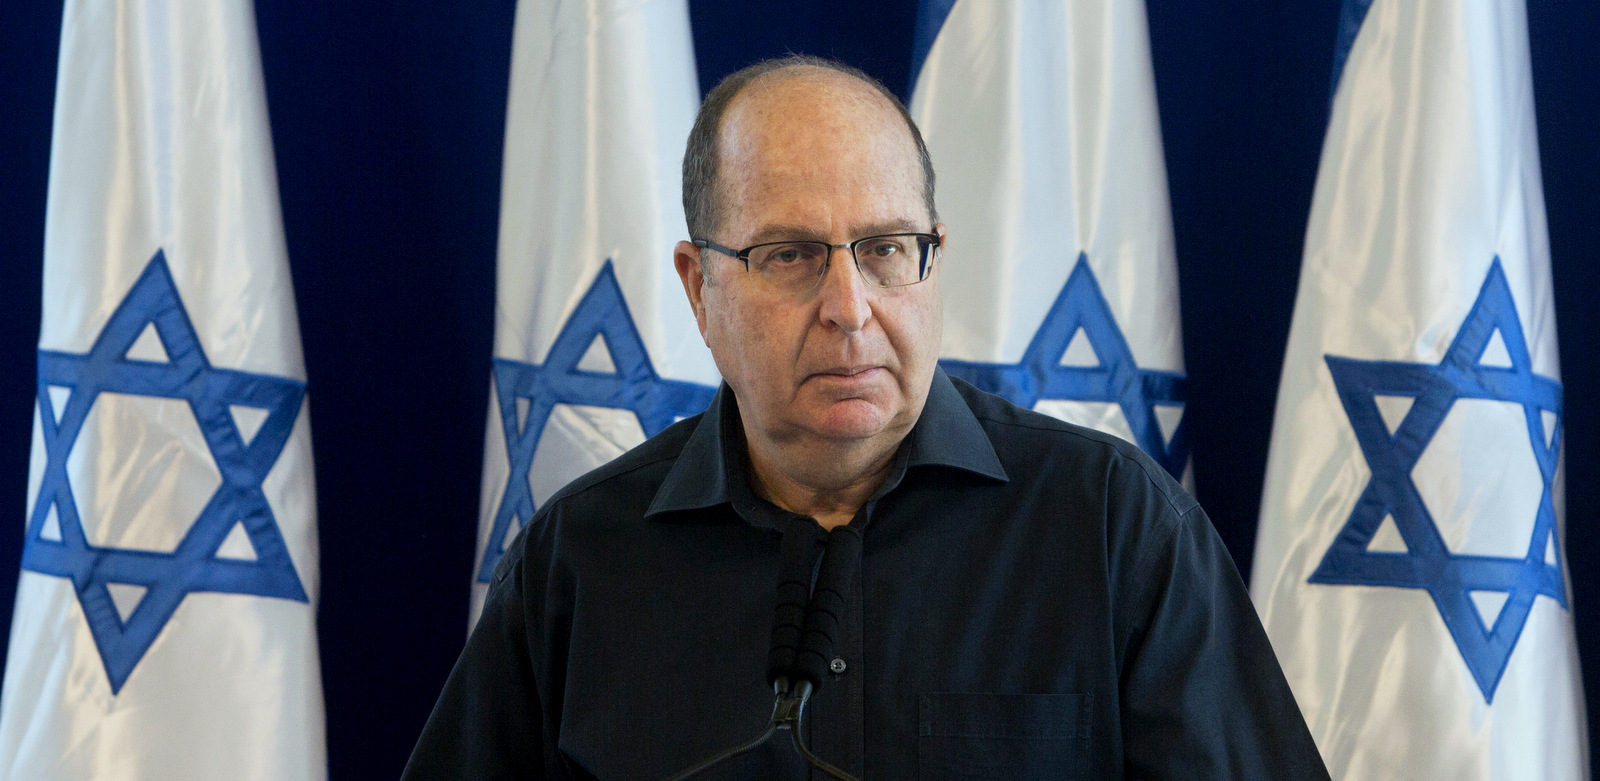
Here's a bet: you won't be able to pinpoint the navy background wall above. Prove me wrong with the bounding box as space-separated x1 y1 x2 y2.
0 1 1595 777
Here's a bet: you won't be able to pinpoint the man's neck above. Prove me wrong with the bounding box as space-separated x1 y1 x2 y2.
741 425 906 531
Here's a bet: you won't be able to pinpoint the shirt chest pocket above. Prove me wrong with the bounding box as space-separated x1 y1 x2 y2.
917 692 1092 779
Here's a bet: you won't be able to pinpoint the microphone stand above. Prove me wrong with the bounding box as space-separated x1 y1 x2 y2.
663 524 865 781
663 678 858 781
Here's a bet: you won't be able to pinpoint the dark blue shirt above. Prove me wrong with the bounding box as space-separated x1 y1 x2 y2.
403 369 1328 779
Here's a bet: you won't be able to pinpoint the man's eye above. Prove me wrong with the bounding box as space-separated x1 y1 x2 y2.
760 243 825 267
864 240 903 258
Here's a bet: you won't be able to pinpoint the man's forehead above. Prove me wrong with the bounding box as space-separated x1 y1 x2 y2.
722 68 913 157
716 70 924 231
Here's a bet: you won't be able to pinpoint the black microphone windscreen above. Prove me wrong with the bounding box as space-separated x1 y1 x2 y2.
793 526 862 687
767 519 822 687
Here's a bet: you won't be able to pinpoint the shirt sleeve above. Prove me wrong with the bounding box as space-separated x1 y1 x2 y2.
400 553 548 780
1117 501 1331 780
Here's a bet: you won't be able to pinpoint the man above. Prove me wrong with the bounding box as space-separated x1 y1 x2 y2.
404 56 1328 779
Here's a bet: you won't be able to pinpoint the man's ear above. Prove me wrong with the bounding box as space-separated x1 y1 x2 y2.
673 240 710 342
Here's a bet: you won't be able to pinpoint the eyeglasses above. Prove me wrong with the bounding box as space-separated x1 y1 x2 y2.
693 232 941 295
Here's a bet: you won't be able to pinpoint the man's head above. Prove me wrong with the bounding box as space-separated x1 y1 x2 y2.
673 56 945 465
682 56 938 242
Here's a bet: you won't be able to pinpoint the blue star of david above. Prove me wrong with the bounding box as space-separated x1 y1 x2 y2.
24 250 308 693
1312 258 1565 702
939 253 1188 477
478 261 717 581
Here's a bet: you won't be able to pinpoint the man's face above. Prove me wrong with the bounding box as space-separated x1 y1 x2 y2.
676 72 943 453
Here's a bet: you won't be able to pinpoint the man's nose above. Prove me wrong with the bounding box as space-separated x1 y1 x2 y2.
816 246 872 333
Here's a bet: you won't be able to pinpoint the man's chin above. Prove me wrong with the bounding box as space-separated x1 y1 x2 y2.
804 397 902 443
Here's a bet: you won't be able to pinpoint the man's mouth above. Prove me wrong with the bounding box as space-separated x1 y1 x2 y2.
815 365 880 378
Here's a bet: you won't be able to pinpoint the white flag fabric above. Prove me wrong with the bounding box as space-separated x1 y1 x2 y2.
1251 1 1587 778
0 0 325 778
912 0 1190 481
471 0 719 624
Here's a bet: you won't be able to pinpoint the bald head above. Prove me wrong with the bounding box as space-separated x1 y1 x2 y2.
682 55 938 242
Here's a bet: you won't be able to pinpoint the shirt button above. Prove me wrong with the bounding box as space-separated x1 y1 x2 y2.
829 657 847 674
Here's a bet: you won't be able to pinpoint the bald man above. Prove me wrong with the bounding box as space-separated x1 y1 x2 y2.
403 56 1328 780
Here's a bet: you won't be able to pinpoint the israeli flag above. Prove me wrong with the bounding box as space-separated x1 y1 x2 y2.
0 0 325 777
912 0 1190 482
1251 1 1588 777
470 0 719 624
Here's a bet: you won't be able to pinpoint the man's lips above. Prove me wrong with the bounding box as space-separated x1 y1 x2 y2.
809 365 884 380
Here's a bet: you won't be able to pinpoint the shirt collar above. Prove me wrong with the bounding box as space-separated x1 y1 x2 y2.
901 366 1009 481
644 384 737 518
644 366 1008 521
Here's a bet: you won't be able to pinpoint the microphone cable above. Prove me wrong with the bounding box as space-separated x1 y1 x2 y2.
663 523 864 781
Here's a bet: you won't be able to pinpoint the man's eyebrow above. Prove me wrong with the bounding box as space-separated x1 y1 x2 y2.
853 219 924 236
748 224 826 243
748 219 925 244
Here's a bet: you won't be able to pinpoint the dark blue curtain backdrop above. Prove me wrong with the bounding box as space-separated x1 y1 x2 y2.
1 2 1595 777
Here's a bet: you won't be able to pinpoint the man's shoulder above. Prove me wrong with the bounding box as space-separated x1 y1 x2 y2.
946 377 1198 518
546 414 699 507
492 413 701 581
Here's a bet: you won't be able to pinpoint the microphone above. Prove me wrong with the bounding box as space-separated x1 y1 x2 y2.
791 526 861 691
766 520 822 693
663 521 864 781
